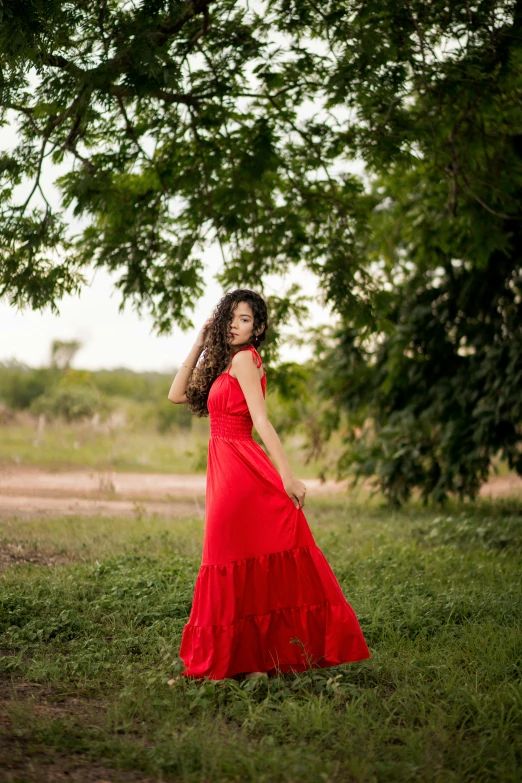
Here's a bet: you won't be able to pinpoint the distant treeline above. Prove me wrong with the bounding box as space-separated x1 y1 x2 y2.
0 361 192 432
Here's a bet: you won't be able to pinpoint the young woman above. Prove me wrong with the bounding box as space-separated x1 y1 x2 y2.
168 288 370 680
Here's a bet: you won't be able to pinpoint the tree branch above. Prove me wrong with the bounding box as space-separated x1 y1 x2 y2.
107 85 201 106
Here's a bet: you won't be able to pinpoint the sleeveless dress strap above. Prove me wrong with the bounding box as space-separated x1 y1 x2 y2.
246 344 262 368
226 344 262 374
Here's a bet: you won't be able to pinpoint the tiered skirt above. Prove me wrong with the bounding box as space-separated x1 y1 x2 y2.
180 543 370 680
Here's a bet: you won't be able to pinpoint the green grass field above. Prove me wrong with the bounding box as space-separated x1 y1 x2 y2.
1 497 521 782
0 419 330 478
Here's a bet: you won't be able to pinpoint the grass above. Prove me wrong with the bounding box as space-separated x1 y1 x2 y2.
0 419 210 474
0 418 330 478
1 497 521 781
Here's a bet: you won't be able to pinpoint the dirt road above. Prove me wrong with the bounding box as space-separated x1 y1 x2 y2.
0 465 520 519
0 466 351 519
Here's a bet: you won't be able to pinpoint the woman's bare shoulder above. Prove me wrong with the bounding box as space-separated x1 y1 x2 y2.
230 346 264 378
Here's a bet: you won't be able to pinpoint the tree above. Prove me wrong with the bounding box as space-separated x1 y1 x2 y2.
278 0 522 502
0 0 364 339
50 339 82 370
2 0 522 500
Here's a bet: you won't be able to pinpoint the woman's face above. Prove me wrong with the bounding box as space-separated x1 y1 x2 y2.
227 301 257 348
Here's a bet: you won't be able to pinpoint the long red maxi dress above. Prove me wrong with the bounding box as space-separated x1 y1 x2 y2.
179 343 370 679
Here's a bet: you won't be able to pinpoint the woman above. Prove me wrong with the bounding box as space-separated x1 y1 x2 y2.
168 288 370 680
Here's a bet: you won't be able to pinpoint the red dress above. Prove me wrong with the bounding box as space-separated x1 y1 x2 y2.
179 344 370 679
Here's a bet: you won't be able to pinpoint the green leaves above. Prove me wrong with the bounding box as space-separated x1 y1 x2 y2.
0 0 362 335
0 208 83 312
321 255 522 504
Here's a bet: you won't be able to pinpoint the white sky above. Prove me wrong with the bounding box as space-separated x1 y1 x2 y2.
0 114 340 375
0 34 348 375
0 248 334 373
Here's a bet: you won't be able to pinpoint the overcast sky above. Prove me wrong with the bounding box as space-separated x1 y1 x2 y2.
0 127 337 375
0 53 343 375
1 247 333 373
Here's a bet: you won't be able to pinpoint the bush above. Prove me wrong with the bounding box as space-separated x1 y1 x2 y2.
91 368 173 402
29 370 107 422
0 360 60 410
156 400 192 433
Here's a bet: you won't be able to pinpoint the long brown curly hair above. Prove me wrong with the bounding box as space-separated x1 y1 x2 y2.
185 289 268 417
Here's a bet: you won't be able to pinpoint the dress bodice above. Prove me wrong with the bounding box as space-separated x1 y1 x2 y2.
208 344 266 438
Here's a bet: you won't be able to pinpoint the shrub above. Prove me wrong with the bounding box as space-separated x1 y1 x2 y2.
156 400 192 433
0 361 59 410
29 370 107 422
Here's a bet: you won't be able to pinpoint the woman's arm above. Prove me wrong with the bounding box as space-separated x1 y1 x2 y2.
167 342 203 404
232 351 307 509
167 318 212 404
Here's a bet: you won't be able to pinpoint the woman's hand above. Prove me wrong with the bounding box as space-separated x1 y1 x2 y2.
283 474 307 510
194 316 214 349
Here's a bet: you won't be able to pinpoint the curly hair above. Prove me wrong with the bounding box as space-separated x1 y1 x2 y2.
185 289 268 417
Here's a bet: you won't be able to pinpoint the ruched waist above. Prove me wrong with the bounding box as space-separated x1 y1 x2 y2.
210 411 253 440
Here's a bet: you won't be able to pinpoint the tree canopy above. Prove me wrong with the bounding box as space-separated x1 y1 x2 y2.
304 0 522 502
0 0 365 334
1 0 521 501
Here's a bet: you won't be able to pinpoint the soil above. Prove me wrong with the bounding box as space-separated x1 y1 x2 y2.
0 680 158 782
0 466 520 521
0 465 353 519
0 542 73 570
0 466 207 519
478 474 522 498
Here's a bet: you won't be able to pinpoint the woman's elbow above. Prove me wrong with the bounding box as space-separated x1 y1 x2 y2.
167 394 185 404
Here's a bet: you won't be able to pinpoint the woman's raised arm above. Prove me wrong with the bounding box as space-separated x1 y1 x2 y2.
167 317 212 404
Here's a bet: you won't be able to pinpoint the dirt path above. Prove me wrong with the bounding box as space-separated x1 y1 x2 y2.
479 475 522 499
0 465 520 519
0 467 207 518
0 466 350 519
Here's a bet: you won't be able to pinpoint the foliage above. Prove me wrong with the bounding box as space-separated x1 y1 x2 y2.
285 0 522 502
321 256 522 505
0 359 59 410
50 339 82 370
153 397 193 432
29 368 107 421
0 361 194 429
2 0 522 499
91 366 179 402
0 0 335 341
